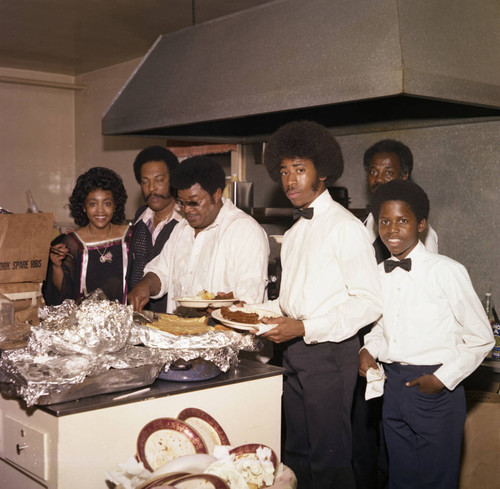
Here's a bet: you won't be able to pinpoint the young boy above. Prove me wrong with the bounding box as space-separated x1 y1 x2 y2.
359 179 494 489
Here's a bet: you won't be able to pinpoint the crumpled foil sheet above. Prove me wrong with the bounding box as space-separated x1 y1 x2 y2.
131 323 259 374
0 290 260 406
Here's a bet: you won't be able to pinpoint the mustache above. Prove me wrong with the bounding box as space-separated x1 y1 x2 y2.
146 193 168 201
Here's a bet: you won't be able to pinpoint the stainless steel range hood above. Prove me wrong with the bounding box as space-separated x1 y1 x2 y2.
102 0 500 142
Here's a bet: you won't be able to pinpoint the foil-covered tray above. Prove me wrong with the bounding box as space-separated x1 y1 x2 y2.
0 364 161 405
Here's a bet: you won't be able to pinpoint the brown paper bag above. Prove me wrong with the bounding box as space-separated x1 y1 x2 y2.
0 213 55 283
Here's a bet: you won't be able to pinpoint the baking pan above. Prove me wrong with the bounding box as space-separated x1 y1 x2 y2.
0 364 162 405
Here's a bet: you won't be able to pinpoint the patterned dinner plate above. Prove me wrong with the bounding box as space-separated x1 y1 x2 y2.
137 417 208 472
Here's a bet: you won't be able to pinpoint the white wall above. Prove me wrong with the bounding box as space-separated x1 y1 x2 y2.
0 68 75 221
75 60 167 221
0 62 167 225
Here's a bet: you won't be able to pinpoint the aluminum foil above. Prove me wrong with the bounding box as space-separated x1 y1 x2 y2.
131 323 259 373
0 290 260 406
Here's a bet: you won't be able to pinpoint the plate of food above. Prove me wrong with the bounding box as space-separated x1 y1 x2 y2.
211 306 280 334
136 417 208 472
173 290 237 309
177 407 230 452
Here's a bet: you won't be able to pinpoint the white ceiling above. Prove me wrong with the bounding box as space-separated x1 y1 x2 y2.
0 0 272 75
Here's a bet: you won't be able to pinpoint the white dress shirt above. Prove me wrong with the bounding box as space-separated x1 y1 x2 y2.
363 241 494 390
135 206 183 245
262 190 383 344
144 198 270 312
364 212 439 253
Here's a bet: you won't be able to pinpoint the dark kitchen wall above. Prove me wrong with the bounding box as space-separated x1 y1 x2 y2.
246 118 500 302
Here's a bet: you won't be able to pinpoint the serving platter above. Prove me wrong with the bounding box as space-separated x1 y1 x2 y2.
136 417 208 472
177 407 230 452
173 297 237 309
211 307 279 334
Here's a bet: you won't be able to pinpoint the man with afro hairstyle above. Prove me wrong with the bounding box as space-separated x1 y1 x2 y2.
258 120 383 489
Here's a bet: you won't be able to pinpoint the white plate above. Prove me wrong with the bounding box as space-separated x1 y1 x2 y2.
151 454 217 477
177 407 230 453
173 297 237 309
229 443 278 471
168 473 230 489
136 417 208 472
136 471 189 489
211 307 279 334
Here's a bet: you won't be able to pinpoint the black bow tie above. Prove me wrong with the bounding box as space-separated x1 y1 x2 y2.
384 258 412 273
292 207 314 220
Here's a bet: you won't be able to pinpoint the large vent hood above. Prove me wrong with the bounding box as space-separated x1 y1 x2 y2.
102 0 500 142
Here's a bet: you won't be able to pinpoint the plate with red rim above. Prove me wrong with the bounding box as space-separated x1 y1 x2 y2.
229 443 279 471
177 407 230 452
168 473 230 488
137 417 208 472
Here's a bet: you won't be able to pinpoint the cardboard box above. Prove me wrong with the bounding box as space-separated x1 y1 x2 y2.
0 213 55 283
459 391 500 489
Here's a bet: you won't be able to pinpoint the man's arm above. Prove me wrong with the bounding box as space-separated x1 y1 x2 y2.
358 348 378 378
303 220 383 343
431 261 494 390
127 272 161 312
225 220 270 304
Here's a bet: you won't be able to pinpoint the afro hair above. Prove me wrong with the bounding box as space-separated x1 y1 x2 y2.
69 167 128 227
372 179 430 223
363 139 413 178
263 120 344 186
170 156 226 195
133 146 179 183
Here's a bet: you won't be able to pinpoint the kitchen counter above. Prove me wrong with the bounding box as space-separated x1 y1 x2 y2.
40 358 284 416
0 359 284 489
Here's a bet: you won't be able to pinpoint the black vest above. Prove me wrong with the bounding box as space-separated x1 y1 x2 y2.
127 206 178 312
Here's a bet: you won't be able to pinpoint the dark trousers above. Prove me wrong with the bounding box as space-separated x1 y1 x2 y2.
351 374 388 489
282 336 359 489
383 363 466 489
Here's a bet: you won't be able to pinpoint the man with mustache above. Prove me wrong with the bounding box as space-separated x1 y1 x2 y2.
363 139 438 262
258 121 382 489
127 146 181 312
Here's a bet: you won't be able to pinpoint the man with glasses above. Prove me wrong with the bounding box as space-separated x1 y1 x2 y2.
127 156 269 313
127 146 181 312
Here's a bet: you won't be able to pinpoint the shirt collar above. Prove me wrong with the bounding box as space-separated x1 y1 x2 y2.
299 189 331 218
136 206 181 226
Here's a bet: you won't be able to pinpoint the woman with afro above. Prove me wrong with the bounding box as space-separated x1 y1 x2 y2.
45 167 132 305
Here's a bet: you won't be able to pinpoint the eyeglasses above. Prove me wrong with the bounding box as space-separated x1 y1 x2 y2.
176 198 203 208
